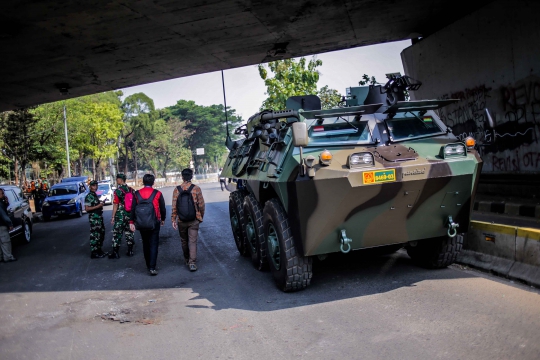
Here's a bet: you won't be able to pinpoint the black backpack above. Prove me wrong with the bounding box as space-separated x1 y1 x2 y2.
134 190 158 230
176 185 196 222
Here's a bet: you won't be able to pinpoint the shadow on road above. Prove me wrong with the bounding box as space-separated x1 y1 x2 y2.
0 184 476 313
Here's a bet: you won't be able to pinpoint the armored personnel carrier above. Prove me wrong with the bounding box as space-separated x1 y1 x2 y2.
222 74 485 292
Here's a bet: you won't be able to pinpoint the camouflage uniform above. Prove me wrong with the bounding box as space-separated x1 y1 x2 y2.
112 184 134 248
85 191 105 251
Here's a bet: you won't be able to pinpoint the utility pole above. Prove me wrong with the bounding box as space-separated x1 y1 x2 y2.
63 104 71 177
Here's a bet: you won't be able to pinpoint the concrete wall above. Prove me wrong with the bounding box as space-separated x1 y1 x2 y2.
401 0 540 175
459 221 540 287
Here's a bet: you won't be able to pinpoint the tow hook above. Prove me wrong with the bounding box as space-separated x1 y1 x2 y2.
340 229 352 253
446 216 459 238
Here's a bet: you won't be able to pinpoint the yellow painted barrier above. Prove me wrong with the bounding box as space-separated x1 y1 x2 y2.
470 220 540 242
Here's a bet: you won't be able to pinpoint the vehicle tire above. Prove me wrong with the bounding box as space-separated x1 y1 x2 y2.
76 203 83 217
263 198 312 292
22 219 32 243
406 234 463 269
229 191 249 257
243 194 267 271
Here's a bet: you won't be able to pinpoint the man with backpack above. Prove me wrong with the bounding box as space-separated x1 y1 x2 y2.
171 168 205 272
129 174 166 276
109 173 135 259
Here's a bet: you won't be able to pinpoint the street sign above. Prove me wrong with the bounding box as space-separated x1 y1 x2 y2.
196 148 205 155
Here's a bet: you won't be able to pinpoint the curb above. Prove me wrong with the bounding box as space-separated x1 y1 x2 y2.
458 220 540 287
474 200 540 218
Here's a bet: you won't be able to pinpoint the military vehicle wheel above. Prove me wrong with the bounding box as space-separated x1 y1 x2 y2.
243 194 267 271
229 191 249 257
263 198 312 292
406 234 463 269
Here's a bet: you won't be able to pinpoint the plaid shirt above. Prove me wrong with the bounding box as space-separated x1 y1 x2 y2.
171 182 205 223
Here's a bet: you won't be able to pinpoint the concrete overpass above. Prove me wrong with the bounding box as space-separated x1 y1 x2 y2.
1 0 492 111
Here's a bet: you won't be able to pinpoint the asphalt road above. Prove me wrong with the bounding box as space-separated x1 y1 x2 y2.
1 183 539 360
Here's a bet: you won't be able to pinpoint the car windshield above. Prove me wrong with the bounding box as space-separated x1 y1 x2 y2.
385 113 444 141
98 184 110 191
305 117 372 146
49 185 78 196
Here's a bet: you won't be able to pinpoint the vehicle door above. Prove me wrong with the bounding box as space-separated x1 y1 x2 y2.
5 189 23 234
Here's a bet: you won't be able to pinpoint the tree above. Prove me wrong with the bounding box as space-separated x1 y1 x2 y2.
137 117 191 178
0 108 60 185
359 74 379 86
164 100 243 169
120 93 155 180
318 85 342 109
258 57 323 110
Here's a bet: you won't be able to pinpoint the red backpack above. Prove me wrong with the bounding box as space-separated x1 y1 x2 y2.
119 187 134 212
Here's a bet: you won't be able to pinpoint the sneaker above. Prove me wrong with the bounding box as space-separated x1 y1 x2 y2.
189 263 197 272
149 269 158 276
6 257 17 262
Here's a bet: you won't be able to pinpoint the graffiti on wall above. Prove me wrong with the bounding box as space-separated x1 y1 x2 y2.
436 76 540 172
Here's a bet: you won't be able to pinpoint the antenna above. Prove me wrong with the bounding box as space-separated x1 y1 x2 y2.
222 70 234 150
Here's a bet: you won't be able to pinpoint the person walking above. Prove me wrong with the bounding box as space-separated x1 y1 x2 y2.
85 180 107 258
129 174 166 276
219 168 226 191
171 168 205 272
109 173 135 259
0 188 16 262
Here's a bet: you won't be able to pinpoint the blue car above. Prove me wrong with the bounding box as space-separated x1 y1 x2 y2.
42 181 88 221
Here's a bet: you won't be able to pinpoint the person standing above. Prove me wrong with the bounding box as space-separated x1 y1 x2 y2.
85 180 107 258
109 173 135 259
171 168 205 272
129 174 166 276
0 188 16 262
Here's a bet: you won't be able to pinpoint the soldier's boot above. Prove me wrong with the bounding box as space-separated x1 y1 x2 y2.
97 249 108 256
91 250 107 259
126 244 134 257
108 247 120 259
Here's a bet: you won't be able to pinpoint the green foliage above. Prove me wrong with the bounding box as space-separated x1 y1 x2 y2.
163 100 243 165
318 85 342 110
258 57 323 110
137 117 191 177
359 74 378 86
0 108 60 184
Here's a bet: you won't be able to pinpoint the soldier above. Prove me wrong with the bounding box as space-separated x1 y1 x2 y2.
109 173 135 259
85 180 107 258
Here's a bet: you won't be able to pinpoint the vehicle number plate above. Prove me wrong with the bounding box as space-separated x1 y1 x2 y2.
55 210 65 214
363 169 396 184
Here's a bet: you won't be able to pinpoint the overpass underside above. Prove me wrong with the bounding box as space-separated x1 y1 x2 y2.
0 0 491 111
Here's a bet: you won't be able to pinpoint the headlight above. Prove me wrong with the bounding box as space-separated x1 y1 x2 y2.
441 143 467 158
67 198 77 204
348 152 374 168
42 202 49 207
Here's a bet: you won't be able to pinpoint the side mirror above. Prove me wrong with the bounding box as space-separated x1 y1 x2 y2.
485 108 495 129
292 122 309 147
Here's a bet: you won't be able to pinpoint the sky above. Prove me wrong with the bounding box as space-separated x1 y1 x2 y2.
120 40 411 120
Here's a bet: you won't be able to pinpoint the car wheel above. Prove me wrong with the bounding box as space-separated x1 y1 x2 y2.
23 220 32 243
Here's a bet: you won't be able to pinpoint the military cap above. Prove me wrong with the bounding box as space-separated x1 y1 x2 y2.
89 180 98 186
116 173 126 181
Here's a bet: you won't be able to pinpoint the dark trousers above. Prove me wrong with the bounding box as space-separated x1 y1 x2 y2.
140 226 160 270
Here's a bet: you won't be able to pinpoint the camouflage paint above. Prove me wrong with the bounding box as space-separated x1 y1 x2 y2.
222 107 482 257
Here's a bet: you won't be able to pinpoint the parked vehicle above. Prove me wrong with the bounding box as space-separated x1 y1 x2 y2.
96 182 113 205
61 176 89 183
223 73 487 291
42 181 88 221
0 185 33 243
